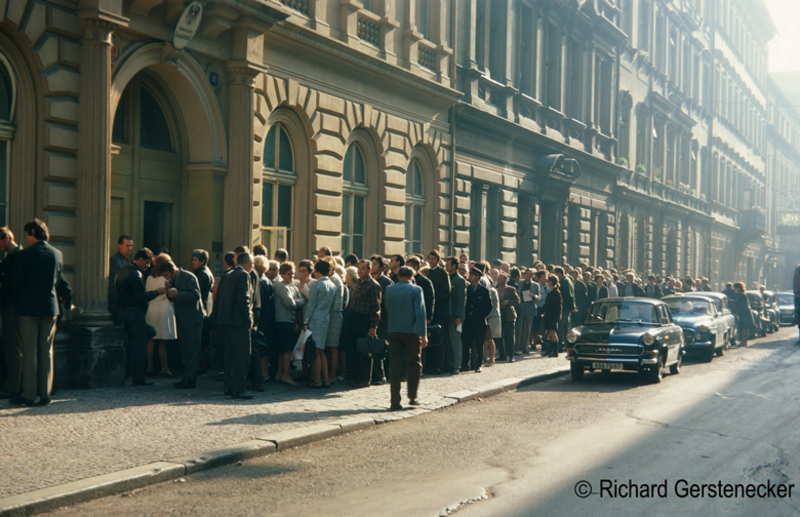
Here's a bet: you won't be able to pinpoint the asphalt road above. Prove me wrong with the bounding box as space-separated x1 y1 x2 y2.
46 327 800 517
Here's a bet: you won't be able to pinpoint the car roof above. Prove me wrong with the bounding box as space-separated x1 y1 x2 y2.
596 297 665 306
693 292 725 299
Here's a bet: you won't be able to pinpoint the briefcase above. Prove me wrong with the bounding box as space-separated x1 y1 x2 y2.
426 324 443 347
356 336 388 359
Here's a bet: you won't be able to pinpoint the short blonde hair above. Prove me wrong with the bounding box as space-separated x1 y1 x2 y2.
253 255 268 275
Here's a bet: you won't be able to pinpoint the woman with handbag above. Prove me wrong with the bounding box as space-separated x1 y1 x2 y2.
542 275 562 358
274 262 305 385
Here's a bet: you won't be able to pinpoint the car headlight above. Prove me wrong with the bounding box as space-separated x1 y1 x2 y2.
698 325 709 333
642 334 655 345
566 330 580 344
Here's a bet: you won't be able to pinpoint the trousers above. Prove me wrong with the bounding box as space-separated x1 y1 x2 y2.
462 323 485 370
444 317 462 371
1 304 22 394
388 333 422 406
222 324 251 395
177 316 203 383
18 315 57 401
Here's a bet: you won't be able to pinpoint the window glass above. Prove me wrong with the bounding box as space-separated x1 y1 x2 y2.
278 127 294 172
277 184 293 227
139 86 174 151
264 126 276 170
0 63 12 121
0 141 7 226
261 183 274 226
354 145 366 184
353 194 365 256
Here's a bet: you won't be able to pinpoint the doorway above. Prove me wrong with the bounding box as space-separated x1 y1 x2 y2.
111 73 183 259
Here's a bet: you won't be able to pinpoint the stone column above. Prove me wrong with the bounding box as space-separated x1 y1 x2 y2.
223 61 260 252
76 17 115 321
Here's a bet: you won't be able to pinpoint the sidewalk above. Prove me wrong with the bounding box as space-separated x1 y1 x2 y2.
0 353 568 514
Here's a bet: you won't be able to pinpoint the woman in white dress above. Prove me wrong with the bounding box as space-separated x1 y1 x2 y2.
484 284 501 366
145 255 177 375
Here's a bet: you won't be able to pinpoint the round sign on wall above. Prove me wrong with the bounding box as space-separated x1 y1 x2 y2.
173 1 203 50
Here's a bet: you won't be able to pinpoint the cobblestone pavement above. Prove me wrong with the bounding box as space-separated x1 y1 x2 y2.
0 352 566 499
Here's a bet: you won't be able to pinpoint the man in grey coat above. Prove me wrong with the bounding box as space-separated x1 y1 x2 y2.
385 267 428 410
214 253 254 399
162 260 206 389
444 256 466 375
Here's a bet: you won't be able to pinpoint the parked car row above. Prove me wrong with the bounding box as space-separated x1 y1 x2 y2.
566 290 789 385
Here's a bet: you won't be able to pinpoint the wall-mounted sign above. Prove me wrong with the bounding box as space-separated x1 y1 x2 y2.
173 1 203 50
206 63 222 92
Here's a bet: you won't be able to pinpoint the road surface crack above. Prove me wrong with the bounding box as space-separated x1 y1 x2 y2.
438 489 489 516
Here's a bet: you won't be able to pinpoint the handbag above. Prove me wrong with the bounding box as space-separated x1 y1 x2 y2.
426 324 443 347
356 336 388 359
251 329 269 356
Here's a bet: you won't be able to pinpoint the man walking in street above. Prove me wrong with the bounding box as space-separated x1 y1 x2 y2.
444 256 466 374
162 260 205 389
384 266 428 410
116 247 165 387
462 267 492 372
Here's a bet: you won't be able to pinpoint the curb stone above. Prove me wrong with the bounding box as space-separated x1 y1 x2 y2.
0 367 568 516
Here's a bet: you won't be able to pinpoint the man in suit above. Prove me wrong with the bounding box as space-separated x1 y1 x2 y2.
108 235 133 324
13 220 63 406
620 271 646 297
116 247 165 387
444 256 466 375
462 267 492 372
645 275 664 299
191 249 215 373
370 255 393 384
0 227 22 399
554 267 575 350
571 269 589 326
214 252 254 399
162 260 205 389
385 267 428 410
515 268 540 357
426 250 450 373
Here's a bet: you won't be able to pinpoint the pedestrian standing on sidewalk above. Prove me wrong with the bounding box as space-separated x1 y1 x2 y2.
216 252 254 399
542 275 562 357
444 256 466 375
344 259 382 387
304 259 336 388
497 272 520 363
14 220 63 406
0 227 22 399
116 248 165 387
385 266 428 410
463 267 492 372
162 260 205 389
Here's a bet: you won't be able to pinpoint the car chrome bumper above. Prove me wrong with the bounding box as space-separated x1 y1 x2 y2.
567 354 657 366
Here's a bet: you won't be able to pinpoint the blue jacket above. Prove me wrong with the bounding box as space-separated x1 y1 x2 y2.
384 281 427 336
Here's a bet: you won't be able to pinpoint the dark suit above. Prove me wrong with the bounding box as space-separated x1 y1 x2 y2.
0 245 22 395
426 265 449 372
445 271 467 371
574 279 588 325
16 240 63 402
108 252 129 324
373 273 393 382
462 283 492 370
557 275 575 346
170 269 205 384
193 264 215 369
116 264 159 383
214 266 252 395
249 274 276 389
620 282 646 297
543 287 562 356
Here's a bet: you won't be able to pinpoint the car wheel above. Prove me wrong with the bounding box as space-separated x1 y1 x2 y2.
669 347 682 375
570 361 584 382
644 353 663 384
703 338 715 363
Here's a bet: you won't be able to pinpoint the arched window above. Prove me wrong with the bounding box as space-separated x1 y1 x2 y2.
0 55 15 227
405 159 425 254
342 143 367 257
262 123 295 252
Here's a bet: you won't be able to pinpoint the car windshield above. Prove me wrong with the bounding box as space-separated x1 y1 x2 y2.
586 301 658 324
776 293 793 305
666 298 711 315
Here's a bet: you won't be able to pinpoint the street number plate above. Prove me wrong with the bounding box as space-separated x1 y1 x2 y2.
593 362 622 370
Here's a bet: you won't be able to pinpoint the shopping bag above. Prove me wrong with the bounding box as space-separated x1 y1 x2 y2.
292 329 312 361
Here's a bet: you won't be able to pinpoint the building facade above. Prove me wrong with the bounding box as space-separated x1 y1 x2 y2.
0 0 798 386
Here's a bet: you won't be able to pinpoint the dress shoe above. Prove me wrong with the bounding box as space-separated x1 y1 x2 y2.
450 369 460 375
371 378 386 386
231 392 255 400
246 383 265 392
10 395 32 406
507 356 515 362
132 380 154 386
474 367 482 373
173 380 196 389
408 399 420 406
389 403 403 411
35 397 51 407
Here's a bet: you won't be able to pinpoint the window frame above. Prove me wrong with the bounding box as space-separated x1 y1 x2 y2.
262 122 297 252
342 142 368 257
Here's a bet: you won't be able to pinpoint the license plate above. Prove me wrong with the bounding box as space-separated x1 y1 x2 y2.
593 362 622 370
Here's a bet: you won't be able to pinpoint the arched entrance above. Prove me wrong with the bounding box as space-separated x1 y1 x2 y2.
111 73 183 257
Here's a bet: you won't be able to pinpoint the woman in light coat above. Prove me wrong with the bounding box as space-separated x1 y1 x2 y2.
303 260 337 387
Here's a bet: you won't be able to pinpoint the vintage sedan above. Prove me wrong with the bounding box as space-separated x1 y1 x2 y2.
776 291 796 326
566 298 684 384
692 292 737 347
662 295 727 361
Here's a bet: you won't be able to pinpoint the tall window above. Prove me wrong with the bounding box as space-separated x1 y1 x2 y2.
638 0 651 52
405 159 425 254
342 143 367 257
518 4 536 97
262 123 295 252
0 58 14 227
417 0 431 40
546 24 562 110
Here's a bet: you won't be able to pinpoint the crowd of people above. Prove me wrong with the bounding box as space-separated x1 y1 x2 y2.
1 222 794 410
